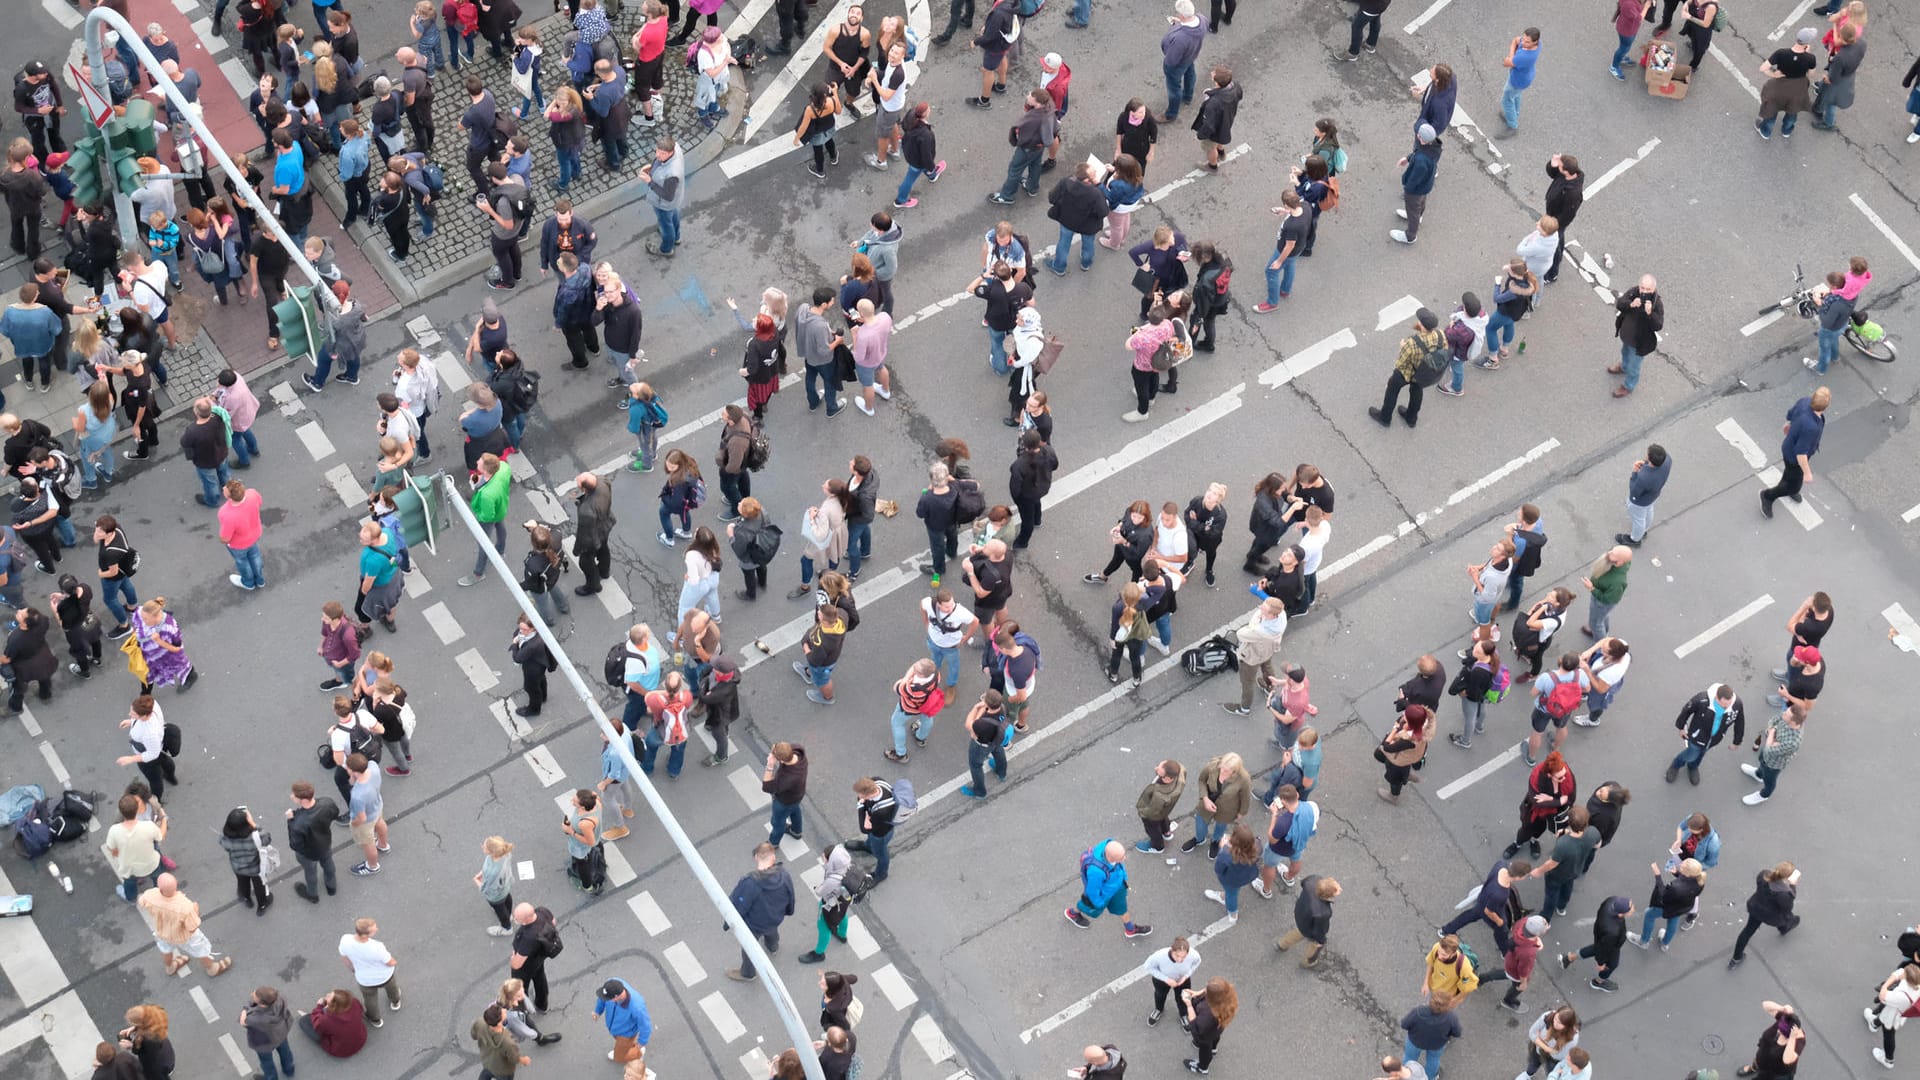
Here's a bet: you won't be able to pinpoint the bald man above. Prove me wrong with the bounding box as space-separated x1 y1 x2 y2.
1071 1043 1127 1077
1581 545 1632 639
572 471 617 595
1761 387 1829 518
1610 274 1663 398
137 873 234 977
1066 839 1152 938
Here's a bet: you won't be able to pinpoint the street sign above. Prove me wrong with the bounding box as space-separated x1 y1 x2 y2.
66 62 112 128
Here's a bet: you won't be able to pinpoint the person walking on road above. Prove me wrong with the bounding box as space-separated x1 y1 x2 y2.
1369 307 1445 427
1479 915 1548 1012
571 472 616 596
1760 387 1828 517
1399 991 1461 1078
1066 838 1152 937
1390 126 1441 245
726 842 796 981
138 874 231 978
851 776 897 882
1560 895 1630 992
1669 683 1745 784
594 978 651 1068
1580 546 1631 638
1202 822 1260 924
1867 963 1920 1069
1275 874 1340 967
961 690 1012 797
509 904 561 1013
989 91 1057 204
1441 855 1531 956
798 844 856 964
1343 0 1389 60
472 1002 530 1079
1618 444 1670 547
763 742 808 844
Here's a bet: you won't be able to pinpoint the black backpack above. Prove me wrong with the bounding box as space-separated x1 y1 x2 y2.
513 369 541 410
161 722 183 757
743 421 771 472
535 907 565 955
952 478 987 521
47 790 94 844
13 803 52 859
1180 635 1239 676
839 859 877 904
604 642 628 688
1411 331 1453 388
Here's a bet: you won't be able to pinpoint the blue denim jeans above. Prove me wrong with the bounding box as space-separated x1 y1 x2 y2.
804 365 842 413
1403 1040 1444 1078
311 345 360 387
890 704 919 755
928 640 960 686
1612 33 1635 72
1640 906 1683 946
1071 0 1090 21
896 164 926 204
1541 874 1575 916
518 70 545 116
256 1040 295 1080
1265 245 1297 304
196 462 231 506
1814 327 1840 372
1501 81 1524 129
229 544 264 589
1190 811 1229 848
1813 97 1838 127
798 555 836 586
556 146 581 190
1620 342 1645 390
658 504 689 538
1052 225 1095 272
1449 355 1467 392
1756 111 1798 137
676 575 721 624
768 800 803 845
1472 597 1496 625
966 739 1008 792
988 327 1011 376
504 411 528 447
654 208 681 253
229 426 260 466
866 829 891 879
846 521 872 575
101 575 137 626
1756 761 1782 797
417 30 445 74
1486 311 1518 352
1163 63 1195 119
1670 741 1708 772
996 146 1045 200
639 725 686 777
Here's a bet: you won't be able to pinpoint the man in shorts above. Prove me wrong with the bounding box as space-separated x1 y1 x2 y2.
967 0 1018 108
347 752 389 876
138 874 234 977
994 626 1038 732
865 39 912 169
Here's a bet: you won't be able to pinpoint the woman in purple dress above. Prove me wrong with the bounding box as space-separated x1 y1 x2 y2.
132 598 197 694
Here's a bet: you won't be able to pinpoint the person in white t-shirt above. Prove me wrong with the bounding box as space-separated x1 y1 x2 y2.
338 917 401 1026
1469 538 1514 629
920 589 978 688
1152 501 1190 568
116 252 177 348
1295 505 1332 612
1572 637 1631 728
865 39 912 169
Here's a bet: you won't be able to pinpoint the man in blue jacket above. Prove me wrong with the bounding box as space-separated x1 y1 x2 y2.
1759 387 1828 518
1618 443 1671 547
1390 124 1441 245
1065 838 1153 938
595 977 652 1068
726 842 796 981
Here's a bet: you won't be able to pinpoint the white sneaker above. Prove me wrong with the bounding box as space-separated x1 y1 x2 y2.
1742 791 1770 805
1224 911 1238 925
1740 763 1762 780
1389 229 1415 245
1203 889 1225 907
1120 410 1148 423
1251 880 1273 900
1395 209 1409 220
1875 1047 1896 1069
1627 931 1649 949
487 925 512 936
874 386 892 400
1803 357 1821 371
1908 132 1920 144
854 398 875 416
1571 714 1598 727
1148 639 1172 657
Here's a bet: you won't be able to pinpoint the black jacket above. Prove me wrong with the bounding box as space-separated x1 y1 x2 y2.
1511 526 1547 576
699 674 740 725
1191 81 1242 144
1008 445 1058 500
574 479 616 548
1744 871 1797 929
1674 687 1744 748
178 418 228 469
1397 668 1446 712
762 746 808 805
901 112 938 172
538 214 598 271
593 299 643 354
1592 898 1628 949
1545 164 1584 229
846 468 879 526
13 73 61 119
287 798 341 859
1048 177 1109 235
1615 289 1664 355
729 864 795 933
3 418 54 475
0 167 47 216
1184 496 1227 545
1293 874 1333 943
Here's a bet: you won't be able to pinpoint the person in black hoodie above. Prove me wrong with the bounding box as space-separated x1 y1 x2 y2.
845 457 878 579
1047 162 1112 274
818 971 859 1032
762 742 808 845
1560 894 1631 992
1180 483 1227 586
726 842 796 981
285 779 341 903
1668 683 1744 785
1188 242 1231 352
1579 781 1629 873
1009 430 1058 549
2 604 56 712
1542 154 1583 284
1729 861 1799 969
895 103 944 209
1192 67 1241 171
698 657 740 766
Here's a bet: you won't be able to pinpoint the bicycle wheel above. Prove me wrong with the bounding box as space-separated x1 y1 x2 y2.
1845 327 1897 363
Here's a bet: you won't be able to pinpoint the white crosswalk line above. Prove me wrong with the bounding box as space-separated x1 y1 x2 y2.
294 421 335 461
404 566 433 598
1715 418 1769 469
1436 742 1526 800
523 745 566 787
17 705 41 737
800 863 824 891
662 941 707 986
1019 914 1233 1043
911 1015 956 1063
0 989 101 1079
39 744 70 787
0 865 74 1005
1755 468 1824 530
602 840 636 887
1261 327 1356 388
1375 294 1424 332
324 463 367 508
218 1033 251 1075
1851 193 1920 274
598 581 634 619
627 891 673 936
698 991 748 1042
868 962 918 1010
422 601 465 645
188 985 219 1023
777 835 808 862
455 648 501 692
1043 384 1245 508
738 1047 770 1079
738 563 916 671
491 699 533 741
1674 594 1775 660
739 0 854 142
843 913 880 961
728 766 771 810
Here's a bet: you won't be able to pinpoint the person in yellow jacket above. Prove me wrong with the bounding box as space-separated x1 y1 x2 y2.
1422 933 1480 1003
460 453 512 587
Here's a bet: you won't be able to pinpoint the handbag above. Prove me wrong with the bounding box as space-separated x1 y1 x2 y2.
846 995 865 1026
194 246 226 276
253 830 283 875
832 341 857 383
1130 264 1157 295
1034 335 1064 376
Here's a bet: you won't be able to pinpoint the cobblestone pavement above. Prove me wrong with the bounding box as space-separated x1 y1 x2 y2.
350 9 725 282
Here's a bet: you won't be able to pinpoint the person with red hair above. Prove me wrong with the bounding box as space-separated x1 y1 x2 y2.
739 313 785 421
1376 703 1431 805
1506 751 1575 859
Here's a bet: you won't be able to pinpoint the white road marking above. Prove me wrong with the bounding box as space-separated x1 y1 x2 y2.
1583 137 1661 201
662 940 708 986
1447 105 1501 159
1141 144 1252 204
1902 503 1920 524
188 19 228 54
1714 417 1769 469
434 351 467 395
692 723 739 758
1261 327 1356 389
404 566 433 599
491 698 533 742
215 57 255 104
517 859 537 880
1375 294 1424 332
1019 913 1233 1043
628 891 673 936
39 0 83 29
868 962 918 1010
1317 533 1398 581
729 766 772 810
18 705 41 738
421 601 465 645
1673 594 1775 659
0 864 73 1006
738 563 916 671
1884 603 1920 655
1755 467 1825 530
778 834 808 863
267 381 299 406
1448 438 1560 506
911 1015 956 1063
800 862 824 891
525 487 567 525
1435 741 1525 800
455 647 500 692
171 0 198 13
739 0 854 142
1708 44 1763 102
718 109 862 179
1740 310 1786 338
406 315 435 339
0 989 102 1080
188 985 219 1023
1850 193 1920 274
522 744 566 787
1043 384 1246 507
603 840 636 887
324 463 367 507
39 744 69 787
217 1033 250 1076
1403 0 1458 34
698 990 748 1042
739 1047 771 1079
844 913 880 960
507 453 536 483
559 375 806 493
1769 0 1818 40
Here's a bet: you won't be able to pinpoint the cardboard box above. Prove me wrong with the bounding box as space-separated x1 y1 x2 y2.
1648 63 1692 100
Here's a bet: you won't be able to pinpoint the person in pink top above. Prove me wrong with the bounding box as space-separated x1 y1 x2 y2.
1124 307 1177 423
1837 255 1871 301
218 480 266 590
216 369 262 469
849 297 893 417
1268 663 1318 748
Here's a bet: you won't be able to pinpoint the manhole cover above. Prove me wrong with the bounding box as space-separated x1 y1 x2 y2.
1703 1035 1724 1054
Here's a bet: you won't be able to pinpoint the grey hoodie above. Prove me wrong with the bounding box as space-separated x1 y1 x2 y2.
861 225 903 283
795 304 835 369
242 995 294 1052
815 844 852 903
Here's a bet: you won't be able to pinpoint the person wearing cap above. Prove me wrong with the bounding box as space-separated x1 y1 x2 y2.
593 977 651 1066
1766 646 1822 713
1391 125 1441 245
1478 914 1549 1011
1369 308 1445 428
1757 29 1819 139
1560 895 1631 992
13 62 66 161
1158 1 1208 122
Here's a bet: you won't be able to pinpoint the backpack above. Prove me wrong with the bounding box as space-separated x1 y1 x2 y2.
13 809 52 860
1426 938 1480 976
1180 635 1239 675
1541 674 1583 720
952 478 987 521
1148 337 1175 373
574 843 607 891
420 161 447 193
901 25 922 62
838 859 877 904
1077 843 1101 884
1321 175 1342 212
604 642 630 688
1483 664 1512 704
535 907 565 955
687 477 707 510
47 791 93 844
1411 332 1452 388
161 722 183 757
513 369 542 410
743 421 772 471
889 778 918 820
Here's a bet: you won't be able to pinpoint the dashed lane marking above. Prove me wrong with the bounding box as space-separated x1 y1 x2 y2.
692 723 739 759
1769 0 1818 39
662 941 707 987
39 0 83 28
737 563 916 672
1043 383 1245 508
188 986 219 1023
1740 310 1786 338
628 891 673 936
217 1033 250 1076
551 792 636 886
869 962 918 1010
843 914 880 961
522 744 566 787
455 647 500 692
1714 418 1769 469
421 601 465 645
1583 137 1660 201
739 1047 770 1079
1755 467 1824 530
1435 741 1526 800
728 766 771 810
1139 143 1252 204
38 744 69 787
1403 0 1459 34
777 834 808 863
1886 603 1920 656
491 698 533 742
1902 504 1920 525
295 421 335 462
1018 913 1233 1043
18 705 40 738
1850 193 1920 274
911 1015 956 1064
698 990 748 1042
1707 44 1763 102
1261 327 1356 389
324 464 367 508
0 989 102 1079
404 566 433 599
1374 294 1424 332
1673 594 1775 660
739 0 855 142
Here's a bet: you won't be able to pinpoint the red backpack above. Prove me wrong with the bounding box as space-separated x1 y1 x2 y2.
1541 674 1583 720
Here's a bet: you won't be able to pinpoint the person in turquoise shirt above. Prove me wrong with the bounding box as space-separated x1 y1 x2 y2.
1294 726 1324 800
460 452 512 586
356 518 405 630
0 285 62 398
1502 27 1541 130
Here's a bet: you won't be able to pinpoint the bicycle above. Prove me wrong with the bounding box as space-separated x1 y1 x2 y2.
1759 263 1897 362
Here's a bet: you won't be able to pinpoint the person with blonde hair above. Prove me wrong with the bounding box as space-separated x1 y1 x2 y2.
1630 857 1707 952
131 597 195 693
1182 752 1252 858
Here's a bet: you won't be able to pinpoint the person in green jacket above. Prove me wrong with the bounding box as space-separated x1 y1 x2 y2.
1581 545 1632 639
461 453 512 587
470 1003 528 1077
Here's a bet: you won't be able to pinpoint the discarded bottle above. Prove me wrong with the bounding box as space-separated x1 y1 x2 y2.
1517 341 1528 354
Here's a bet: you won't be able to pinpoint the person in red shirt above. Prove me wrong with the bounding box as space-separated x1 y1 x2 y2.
217 480 266 590
1479 914 1547 1011
632 2 670 127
